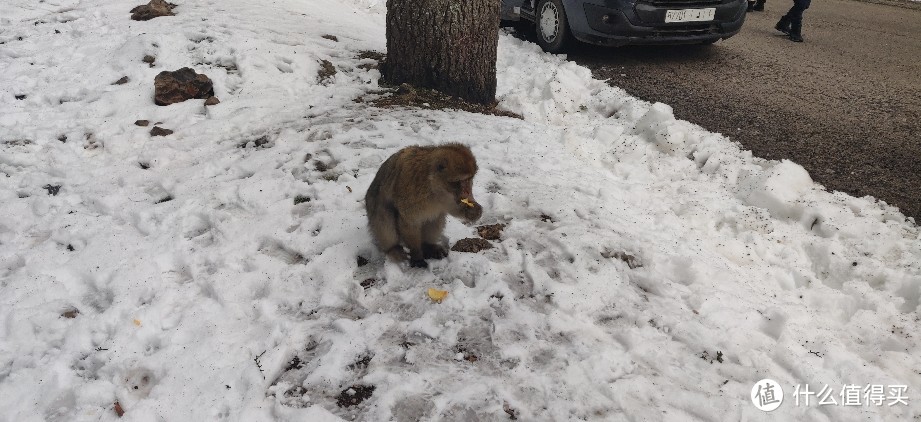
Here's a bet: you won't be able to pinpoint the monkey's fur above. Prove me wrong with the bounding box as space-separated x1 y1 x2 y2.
365 144 483 268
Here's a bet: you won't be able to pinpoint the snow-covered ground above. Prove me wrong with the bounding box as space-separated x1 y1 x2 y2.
1 0 919 420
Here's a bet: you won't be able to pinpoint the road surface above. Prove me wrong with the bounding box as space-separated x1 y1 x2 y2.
568 0 921 220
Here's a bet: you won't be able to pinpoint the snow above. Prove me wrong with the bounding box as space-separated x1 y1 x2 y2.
738 159 814 220
1 0 920 420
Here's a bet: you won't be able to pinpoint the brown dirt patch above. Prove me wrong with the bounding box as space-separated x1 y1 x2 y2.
365 83 522 119
476 224 505 240
451 238 493 253
336 384 375 407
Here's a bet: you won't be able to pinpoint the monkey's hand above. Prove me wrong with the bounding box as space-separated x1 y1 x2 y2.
462 201 483 222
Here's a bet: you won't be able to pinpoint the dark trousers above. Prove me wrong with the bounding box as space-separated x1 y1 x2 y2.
779 0 811 35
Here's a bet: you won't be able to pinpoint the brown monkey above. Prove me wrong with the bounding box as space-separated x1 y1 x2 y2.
365 144 483 268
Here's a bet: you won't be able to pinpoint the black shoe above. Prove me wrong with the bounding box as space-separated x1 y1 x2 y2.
752 1 765 11
788 33 804 42
775 20 790 34
747 1 755 11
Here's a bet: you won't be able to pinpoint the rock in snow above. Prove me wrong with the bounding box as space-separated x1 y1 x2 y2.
150 126 173 136
130 0 176 21
153 67 214 106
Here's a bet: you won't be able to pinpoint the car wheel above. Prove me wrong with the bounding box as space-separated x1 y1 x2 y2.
535 0 571 53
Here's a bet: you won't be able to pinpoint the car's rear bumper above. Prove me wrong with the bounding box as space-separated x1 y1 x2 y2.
567 0 747 46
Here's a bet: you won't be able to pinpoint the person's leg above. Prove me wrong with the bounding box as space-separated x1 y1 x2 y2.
788 0 811 41
775 6 792 33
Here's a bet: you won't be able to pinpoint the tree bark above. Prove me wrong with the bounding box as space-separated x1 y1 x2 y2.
383 0 499 105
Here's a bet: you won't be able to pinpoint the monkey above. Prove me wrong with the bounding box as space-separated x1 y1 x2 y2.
365 143 483 268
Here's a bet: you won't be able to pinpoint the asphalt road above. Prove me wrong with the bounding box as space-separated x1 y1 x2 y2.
568 0 921 221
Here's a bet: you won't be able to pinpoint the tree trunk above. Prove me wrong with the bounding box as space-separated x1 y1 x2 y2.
383 0 499 105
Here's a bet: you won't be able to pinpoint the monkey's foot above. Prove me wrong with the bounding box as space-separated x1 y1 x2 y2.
409 259 428 268
385 246 409 262
422 243 448 260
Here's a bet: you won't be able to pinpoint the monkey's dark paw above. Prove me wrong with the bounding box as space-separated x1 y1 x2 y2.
409 259 429 269
422 244 448 260
463 203 483 222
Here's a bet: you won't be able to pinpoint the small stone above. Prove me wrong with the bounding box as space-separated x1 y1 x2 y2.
62 309 80 318
150 126 173 136
112 76 129 85
15 94 26 100
135 120 149 126
321 34 338 42
130 0 176 21
154 67 214 106
114 401 125 417
204 96 220 106
142 55 156 65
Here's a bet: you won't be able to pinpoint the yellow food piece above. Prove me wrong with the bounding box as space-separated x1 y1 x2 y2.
427 288 448 303
133 319 141 326
460 198 475 208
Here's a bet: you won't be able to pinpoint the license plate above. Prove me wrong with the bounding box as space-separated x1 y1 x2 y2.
664 8 716 23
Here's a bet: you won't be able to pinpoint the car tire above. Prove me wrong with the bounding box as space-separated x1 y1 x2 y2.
535 0 571 53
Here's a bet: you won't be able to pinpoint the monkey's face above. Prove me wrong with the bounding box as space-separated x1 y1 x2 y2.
434 145 482 222
448 174 482 222
447 172 473 198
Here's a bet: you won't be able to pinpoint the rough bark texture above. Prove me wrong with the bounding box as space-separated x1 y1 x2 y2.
383 0 499 105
